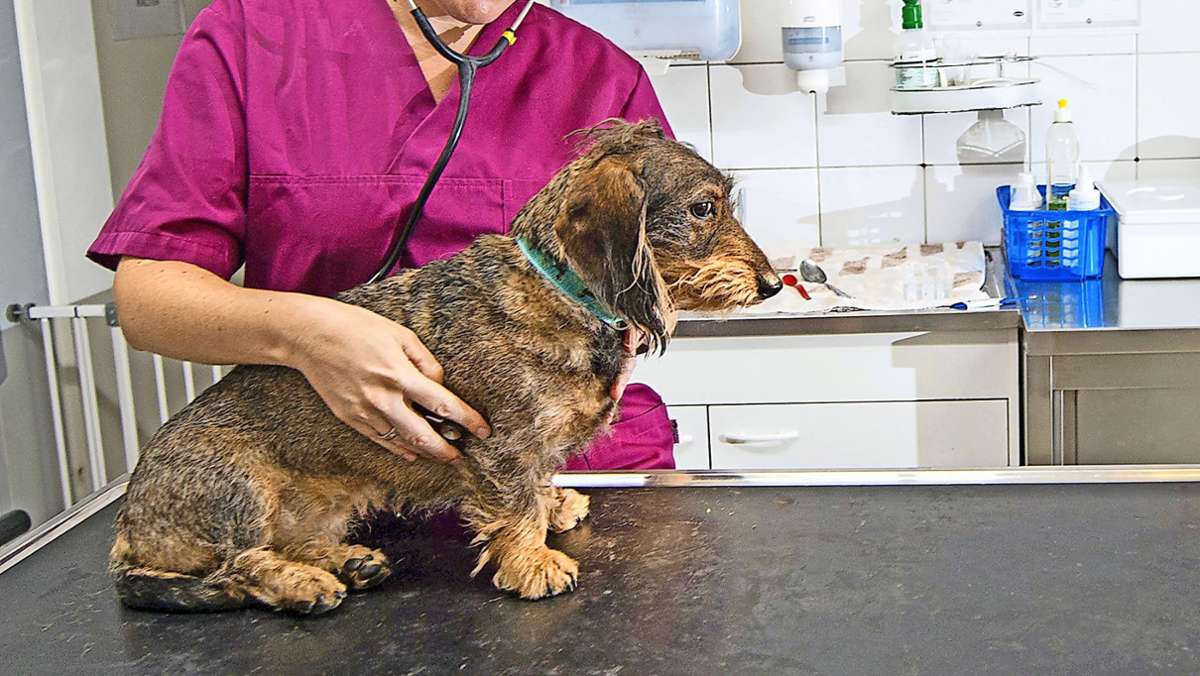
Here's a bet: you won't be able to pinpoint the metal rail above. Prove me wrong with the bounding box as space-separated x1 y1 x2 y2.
553 466 1200 488
5 302 222 508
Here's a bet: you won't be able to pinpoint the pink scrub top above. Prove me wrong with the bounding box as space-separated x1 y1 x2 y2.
88 0 677 471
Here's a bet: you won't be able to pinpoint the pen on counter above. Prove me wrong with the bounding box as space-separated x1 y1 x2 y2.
947 297 1019 311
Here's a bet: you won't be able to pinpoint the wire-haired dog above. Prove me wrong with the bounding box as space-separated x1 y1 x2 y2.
110 119 782 614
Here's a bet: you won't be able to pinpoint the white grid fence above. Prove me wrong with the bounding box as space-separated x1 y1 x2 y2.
8 303 223 509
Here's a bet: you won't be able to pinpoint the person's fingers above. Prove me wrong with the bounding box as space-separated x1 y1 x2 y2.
377 401 462 464
397 329 445 384
400 371 491 440
351 415 419 462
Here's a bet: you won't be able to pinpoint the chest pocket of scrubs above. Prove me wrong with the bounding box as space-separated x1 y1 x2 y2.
246 175 506 295
503 179 549 229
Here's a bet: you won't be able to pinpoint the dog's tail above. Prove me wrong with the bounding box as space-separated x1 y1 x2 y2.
111 561 246 612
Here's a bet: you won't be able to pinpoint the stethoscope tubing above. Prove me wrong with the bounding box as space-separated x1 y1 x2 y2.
368 1 536 448
368 0 535 284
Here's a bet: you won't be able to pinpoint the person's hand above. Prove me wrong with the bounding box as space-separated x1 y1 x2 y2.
285 297 490 463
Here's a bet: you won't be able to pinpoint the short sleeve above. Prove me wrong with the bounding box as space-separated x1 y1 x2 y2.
618 68 676 140
87 4 247 278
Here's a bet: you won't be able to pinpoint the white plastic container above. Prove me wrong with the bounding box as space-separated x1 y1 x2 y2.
1101 181 1200 279
781 0 843 95
548 0 742 61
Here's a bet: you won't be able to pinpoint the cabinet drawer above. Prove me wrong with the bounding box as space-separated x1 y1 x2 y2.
635 331 1018 405
668 405 710 470
709 400 1008 470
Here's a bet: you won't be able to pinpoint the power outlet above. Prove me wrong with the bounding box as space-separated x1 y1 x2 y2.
111 0 186 41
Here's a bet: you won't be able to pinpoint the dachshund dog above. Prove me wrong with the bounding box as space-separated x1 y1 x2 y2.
110 120 782 614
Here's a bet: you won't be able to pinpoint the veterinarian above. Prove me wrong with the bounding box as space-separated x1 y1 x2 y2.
87 0 678 470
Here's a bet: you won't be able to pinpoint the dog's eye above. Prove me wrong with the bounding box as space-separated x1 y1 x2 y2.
689 201 716 219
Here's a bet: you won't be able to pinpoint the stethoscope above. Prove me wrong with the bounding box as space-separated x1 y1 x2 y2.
370 0 536 450
368 0 537 285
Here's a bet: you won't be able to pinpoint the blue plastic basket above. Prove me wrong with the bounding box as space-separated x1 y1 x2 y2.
998 185 1115 280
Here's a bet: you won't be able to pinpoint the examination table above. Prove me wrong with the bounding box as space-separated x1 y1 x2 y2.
3 468 1200 674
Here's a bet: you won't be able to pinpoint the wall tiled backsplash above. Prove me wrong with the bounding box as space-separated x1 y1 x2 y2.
642 0 1200 250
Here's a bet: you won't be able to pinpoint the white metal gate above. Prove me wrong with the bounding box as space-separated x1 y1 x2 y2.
6 302 224 508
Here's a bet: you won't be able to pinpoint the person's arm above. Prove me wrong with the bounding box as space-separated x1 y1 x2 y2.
114 257 490 463
89 7 486 463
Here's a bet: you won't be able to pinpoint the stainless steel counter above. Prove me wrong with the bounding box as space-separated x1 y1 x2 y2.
1014 253 1200 334
1012 254 1200 465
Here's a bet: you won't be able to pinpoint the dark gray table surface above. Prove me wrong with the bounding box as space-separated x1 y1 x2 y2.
3 484 1200 675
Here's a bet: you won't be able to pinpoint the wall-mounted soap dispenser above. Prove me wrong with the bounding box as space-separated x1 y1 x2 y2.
781 0 844 95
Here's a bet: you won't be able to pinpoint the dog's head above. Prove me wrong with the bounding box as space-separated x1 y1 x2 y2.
514 119 781 354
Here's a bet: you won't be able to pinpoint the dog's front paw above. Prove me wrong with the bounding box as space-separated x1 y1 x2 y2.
548 488 590 533
493 548 579 600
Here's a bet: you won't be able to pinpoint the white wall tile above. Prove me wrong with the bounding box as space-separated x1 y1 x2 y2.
648 65 712 161
1030 34 1136 56
613 0 1200 250
1084 159 1137 184
710 64 818 168
819 166 925 246
843 0 902 61
926 164 1021 245
818 61 922 166
1138 159 1200 182
1138 53 1200 160
1139 0 1200 54
730 0 787 63
1030 55 1137 162
1029 159 1135 189
732 169 821 253
934 34 1029 59
924 107 1031 165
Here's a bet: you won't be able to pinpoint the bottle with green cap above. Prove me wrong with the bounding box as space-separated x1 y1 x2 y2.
1046 98 1080 211
894 0 938 90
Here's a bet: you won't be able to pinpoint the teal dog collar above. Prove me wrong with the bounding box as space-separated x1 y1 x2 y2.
516 237 623 328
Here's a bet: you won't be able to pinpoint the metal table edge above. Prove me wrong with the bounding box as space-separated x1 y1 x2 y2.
8 466 1200 577
553 466 1200 488
0 478 128 576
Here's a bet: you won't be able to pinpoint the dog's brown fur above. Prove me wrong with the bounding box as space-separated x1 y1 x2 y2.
110 120 780 614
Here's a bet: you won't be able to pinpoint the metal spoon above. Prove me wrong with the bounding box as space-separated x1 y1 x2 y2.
800 259 851 298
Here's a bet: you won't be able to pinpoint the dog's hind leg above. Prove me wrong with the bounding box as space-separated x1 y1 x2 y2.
281 542 393 591
463 488 579 600
217 546 348 615
271 477 394 591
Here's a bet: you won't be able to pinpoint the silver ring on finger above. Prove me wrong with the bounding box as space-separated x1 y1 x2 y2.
378 426 399 442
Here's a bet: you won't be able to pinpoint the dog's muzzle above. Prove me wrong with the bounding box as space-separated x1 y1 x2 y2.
756 273 784 300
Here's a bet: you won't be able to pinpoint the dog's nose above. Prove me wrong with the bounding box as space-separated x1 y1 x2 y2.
756 273 784 300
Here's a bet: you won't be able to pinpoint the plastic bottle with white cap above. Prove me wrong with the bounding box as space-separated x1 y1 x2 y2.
1010 171 1042 211
1068 164 1101 211
1046 99 1080 211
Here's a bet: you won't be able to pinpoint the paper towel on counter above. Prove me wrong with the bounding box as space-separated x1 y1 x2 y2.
739 241 990 315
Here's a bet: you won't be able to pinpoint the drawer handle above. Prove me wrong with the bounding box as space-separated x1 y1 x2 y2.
719 431 800 445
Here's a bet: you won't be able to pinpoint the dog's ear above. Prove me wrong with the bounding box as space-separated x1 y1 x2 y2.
554 156 672 354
